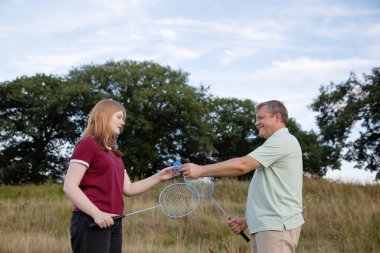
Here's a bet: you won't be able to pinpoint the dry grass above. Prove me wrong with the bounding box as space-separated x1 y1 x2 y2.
0 178 379 253
299 179 380 253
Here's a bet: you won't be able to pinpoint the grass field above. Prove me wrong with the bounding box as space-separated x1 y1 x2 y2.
0 178 379 253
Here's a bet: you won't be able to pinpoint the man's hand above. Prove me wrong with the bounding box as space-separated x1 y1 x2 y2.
178 163 203 178
227 216 247 235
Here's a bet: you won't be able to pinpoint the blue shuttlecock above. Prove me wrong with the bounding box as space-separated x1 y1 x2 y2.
172 160 182 171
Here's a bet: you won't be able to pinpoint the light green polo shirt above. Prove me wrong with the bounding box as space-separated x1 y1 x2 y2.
246 128 304 234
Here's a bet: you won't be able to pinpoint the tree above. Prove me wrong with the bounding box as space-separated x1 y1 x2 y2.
67 60 214 178
287 119 337 177
0 59 340 184
207 97 260 158
0 74 86 184
310 68 380 180
205 97 257 179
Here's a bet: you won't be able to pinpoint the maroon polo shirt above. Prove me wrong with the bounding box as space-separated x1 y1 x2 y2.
70 136 125 215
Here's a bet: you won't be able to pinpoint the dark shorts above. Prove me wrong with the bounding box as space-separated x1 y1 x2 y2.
70 212 123 253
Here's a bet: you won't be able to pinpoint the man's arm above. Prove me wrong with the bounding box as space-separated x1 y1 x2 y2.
180 155 261 178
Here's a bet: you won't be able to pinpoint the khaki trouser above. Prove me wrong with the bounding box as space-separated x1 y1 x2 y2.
251 226 302 253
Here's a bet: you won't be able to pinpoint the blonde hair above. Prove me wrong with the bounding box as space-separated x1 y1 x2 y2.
82 99 126 154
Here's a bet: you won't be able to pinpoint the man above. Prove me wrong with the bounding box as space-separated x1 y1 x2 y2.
179 100 304 253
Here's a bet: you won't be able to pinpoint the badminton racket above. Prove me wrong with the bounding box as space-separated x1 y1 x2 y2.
183 176 251 242
89 183 200 228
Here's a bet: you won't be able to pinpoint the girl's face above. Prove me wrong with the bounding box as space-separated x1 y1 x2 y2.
110 110 125 136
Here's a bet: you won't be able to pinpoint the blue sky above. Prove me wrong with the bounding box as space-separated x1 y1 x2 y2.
1 0 379 183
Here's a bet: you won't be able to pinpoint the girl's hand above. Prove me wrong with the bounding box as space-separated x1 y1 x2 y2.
158 167 176 181
93 210 117 228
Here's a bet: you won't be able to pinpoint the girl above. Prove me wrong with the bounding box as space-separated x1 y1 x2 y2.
64 99 174 253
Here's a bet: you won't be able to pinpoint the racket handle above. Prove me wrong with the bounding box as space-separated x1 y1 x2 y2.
112 215 125 221
89 222 97 228
89 215 125 228
239 230 251 242
227 217 250 242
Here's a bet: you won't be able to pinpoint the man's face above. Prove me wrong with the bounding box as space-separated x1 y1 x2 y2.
254 106 281 139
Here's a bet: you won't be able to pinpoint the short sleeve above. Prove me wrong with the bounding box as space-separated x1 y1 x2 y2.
249 134 285 168
70 137 97 168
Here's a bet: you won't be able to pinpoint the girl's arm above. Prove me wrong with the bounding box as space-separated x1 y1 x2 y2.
63 163 116 228
123 167 175 196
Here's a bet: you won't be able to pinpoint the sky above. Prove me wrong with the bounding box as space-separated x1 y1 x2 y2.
1 0 379 184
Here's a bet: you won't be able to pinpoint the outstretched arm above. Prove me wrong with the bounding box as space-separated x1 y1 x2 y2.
179 155 261 178
123 167 175 196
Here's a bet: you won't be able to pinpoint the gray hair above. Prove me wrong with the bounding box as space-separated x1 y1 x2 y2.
256 100 288 123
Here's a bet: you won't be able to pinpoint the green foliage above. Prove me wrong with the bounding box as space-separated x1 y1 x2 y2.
207 97 262 179
0 74 84 184
310 68 380 180
208 97 260 161
67 60 214 178
0 59 337 184
287 119 338 176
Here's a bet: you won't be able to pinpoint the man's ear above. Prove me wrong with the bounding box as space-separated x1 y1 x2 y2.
275 112 282 122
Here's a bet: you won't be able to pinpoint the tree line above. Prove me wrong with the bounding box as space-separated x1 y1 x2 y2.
0 60 378 184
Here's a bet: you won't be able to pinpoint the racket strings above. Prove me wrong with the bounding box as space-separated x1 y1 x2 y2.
159 184 199 218
184 177 214 198
182 177 251 243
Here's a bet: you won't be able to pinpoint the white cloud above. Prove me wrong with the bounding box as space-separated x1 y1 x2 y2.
13 51 94 76
270 57 376 73
0 0 150 34
149 17 287 55
159 29 178 41
325 161 378 185
218 48 258 65
152 17 202 27
157 44 202 61
366 24 380 36
281 2 380 19
188 56 379 131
